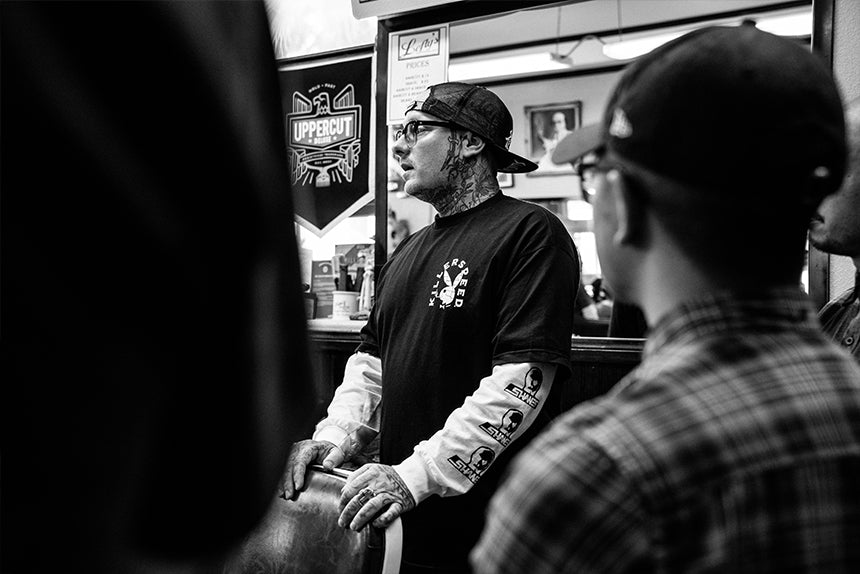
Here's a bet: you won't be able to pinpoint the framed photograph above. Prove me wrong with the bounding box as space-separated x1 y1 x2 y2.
497 172 514 188
525 101 582 176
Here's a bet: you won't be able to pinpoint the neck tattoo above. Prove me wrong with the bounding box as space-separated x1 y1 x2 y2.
432 135 500 217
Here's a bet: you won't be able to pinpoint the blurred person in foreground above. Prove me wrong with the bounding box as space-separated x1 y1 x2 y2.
282 82 581 573
472 24 860 574
1 2 315 572
809 97 860 361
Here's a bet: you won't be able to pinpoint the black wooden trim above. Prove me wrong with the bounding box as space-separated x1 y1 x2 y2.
276 44 374 68
308 328 645 362
375 19 392 280
809 0 836 309
381 1 574 32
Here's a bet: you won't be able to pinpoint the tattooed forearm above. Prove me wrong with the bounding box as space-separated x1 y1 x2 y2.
385 466 417 509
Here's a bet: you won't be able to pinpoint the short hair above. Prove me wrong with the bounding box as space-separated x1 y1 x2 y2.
621 162 815 283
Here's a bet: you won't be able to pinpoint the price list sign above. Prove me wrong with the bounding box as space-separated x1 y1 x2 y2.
387 25 449 125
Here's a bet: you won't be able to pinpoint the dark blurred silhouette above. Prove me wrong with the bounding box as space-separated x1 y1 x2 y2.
1 2 316 572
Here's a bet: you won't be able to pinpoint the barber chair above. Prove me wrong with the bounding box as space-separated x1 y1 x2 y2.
221 466 402 574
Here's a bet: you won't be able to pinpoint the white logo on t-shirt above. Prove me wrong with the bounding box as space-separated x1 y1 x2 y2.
428 258 469 309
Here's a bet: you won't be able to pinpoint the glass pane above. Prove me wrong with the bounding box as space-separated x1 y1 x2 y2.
445 0 812 336
297 214 375 320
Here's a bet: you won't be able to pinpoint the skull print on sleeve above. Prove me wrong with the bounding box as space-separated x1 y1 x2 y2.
392 361 557 505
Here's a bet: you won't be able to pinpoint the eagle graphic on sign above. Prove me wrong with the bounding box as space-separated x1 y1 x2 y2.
287 85 362 188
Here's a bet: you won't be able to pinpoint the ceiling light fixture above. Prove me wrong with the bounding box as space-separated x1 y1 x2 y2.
447 6 812 82
548 7 605 67
448 53 573 81
601 9 812 61
449 6 607 81
550 35 605 67
601 30 684 60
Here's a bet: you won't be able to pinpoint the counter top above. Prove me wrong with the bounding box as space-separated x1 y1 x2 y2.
309 318 610 336
307 318 367 333
306 318 644 360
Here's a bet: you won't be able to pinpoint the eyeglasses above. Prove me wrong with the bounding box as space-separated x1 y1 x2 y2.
577 152 650 207
394 120 458 146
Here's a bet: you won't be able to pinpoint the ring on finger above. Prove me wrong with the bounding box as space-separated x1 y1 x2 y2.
357 487 375 505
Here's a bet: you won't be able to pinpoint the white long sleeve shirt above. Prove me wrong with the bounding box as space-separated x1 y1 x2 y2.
314 351 556 505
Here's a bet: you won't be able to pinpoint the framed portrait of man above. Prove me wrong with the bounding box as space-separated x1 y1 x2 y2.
525 101 582 176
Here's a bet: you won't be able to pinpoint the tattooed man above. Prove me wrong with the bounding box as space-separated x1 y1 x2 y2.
283 82 581 573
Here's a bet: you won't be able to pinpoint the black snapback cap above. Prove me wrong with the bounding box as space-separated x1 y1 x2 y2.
410 82 538 174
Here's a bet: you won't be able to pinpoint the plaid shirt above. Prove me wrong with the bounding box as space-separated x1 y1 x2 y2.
472 289 860 574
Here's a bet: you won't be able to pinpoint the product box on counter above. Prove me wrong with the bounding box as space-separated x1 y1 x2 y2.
335 243 372 267
311 260 336 318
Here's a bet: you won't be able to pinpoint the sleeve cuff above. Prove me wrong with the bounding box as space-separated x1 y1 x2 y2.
313 425 350 454
393 452 441 505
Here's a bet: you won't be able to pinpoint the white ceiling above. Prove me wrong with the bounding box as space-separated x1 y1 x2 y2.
449 0 806 53
446 0 810 81
268 0 810 65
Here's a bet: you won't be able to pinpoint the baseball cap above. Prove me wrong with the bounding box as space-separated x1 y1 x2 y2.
553 24 846 200
408 82 538 173
552 123 602 165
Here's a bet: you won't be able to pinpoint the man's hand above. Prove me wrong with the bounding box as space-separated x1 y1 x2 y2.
280 439 344 500
338 463 416 531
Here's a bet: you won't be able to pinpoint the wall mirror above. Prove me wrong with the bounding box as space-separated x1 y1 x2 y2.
376 0 820 339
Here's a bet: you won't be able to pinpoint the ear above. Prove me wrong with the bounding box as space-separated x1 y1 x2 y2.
606 170 647 247
459 131 487 160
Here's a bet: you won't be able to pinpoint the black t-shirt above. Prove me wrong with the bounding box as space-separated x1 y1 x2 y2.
358 192 580 568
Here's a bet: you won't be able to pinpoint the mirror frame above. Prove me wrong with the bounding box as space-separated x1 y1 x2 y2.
809 0 836 310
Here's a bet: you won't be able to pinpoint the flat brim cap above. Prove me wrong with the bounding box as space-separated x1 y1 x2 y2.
490 144 539 173
418 82 538 173
552 123 603 165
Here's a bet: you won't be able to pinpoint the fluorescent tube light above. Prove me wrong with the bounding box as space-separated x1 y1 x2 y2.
602 30 684 60
449 53 571 82
602 10 812 61
755 11 812 36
